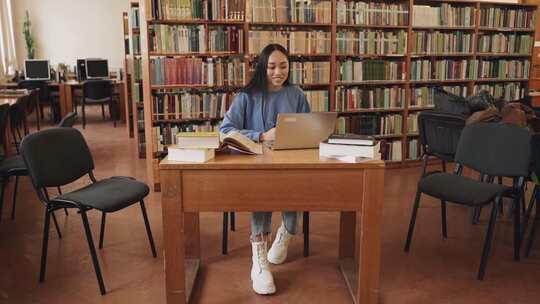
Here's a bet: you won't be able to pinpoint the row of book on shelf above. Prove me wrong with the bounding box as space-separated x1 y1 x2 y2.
151 56 246 86
410 59 530 80
151 0 245 21
247 0 332 23
149 25 244 53
147 23 534 56
147 81 527 122
148 1 536 30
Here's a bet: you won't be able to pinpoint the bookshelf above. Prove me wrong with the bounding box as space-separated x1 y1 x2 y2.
122 11 134 138
127 2 146 158
138 0 537 190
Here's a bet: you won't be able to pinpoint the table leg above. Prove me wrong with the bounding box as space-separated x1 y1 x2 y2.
357 168 384 304
35 94 41 130
161 170 187 304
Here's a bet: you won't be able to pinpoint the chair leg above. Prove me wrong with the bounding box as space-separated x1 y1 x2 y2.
404 189 422 252
514 192 522 261
39 207 51 282
303 211 309 257
99 212 106 249
101 104 105 119
478 199 500 280
57 187 68 216
522 185 538 236
525 194 539 257
441 200 447 238
230 212 235 231
82 103 86 129
140 200 157 258
0 180 6 223
81 209 107 295
222 212 229 255
421 154 429 176
10 176 19 220
441 160 447 173
51 211 62 239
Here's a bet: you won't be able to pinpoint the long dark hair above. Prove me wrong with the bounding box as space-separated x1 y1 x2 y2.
243 43 290 94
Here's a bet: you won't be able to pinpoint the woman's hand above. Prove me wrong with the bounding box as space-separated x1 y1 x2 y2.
260 128 276 142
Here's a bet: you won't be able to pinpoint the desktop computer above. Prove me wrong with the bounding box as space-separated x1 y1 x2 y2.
24 59 50 81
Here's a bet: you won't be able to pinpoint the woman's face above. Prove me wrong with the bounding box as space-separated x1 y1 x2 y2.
266 50 289 91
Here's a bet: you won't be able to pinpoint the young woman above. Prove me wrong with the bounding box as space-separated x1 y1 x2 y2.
220 43 311 295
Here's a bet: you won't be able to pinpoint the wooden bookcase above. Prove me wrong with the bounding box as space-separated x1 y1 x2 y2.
127 1 146 158
122 11 134 138
138 0 537 190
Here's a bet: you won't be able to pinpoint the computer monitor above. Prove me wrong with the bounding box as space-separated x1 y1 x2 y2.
24 59 50 80
76 59 87 81
85 59 109 79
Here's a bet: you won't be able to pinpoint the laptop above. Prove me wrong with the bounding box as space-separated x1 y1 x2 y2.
265 112 338 150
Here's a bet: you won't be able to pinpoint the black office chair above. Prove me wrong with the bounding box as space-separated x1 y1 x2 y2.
81 80 117 129
418 110 466 176
20 127 156 295
3 111 78 224
18 80 59 122
404 122 531 280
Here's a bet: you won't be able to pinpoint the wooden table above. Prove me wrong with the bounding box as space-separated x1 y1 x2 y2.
159 148 385 304
0 81 126 122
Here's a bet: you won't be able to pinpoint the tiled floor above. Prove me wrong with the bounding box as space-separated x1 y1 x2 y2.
0 112 539 304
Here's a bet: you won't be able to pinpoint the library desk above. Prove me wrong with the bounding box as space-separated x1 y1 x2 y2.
159 149 385 304
0 81 126 122
0 97 23 156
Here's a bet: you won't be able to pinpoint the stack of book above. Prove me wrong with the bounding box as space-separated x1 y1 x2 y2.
167 132 220 163
319 134 381 163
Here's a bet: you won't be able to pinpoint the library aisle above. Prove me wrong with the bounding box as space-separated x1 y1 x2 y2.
0 115 539 303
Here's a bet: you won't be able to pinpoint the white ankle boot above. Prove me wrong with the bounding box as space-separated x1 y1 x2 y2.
251 240 276 295
267 223 293 265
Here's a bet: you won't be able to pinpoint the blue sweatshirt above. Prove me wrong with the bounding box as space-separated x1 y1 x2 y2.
220 85 311 142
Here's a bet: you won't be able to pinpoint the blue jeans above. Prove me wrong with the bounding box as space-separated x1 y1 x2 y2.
251 211 298 238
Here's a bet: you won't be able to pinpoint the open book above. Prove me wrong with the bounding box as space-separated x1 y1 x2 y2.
219 131 263 155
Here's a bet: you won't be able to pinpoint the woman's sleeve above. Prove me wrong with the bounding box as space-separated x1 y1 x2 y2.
219 93 262 142
297 89 312 113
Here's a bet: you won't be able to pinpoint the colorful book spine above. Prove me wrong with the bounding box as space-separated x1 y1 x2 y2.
480 7 536 29
410 59 477 80
413 4 475 27
152 91 233 120
150 56 246 86
474 82 525 101
305 90 330 112
248 0 331 23
290 61 330 85
334 86 405 111
477 59 530 79
336 1 409 26
338 59 405 82
412 31 472 54
477 33 533 54
337 30 407 55
411 85 467 107
248 30 331 55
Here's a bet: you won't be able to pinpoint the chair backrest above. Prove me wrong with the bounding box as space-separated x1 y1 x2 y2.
20 128 95 188
0 103 10 153
83 80 112 101
57 111 77 127
455 122 531 177
418 110 466 161
10 95 29 128
18 80 49 102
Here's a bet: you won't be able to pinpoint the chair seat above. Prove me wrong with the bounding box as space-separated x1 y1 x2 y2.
418 172 509 205
0 155 27 176
54 176 149 212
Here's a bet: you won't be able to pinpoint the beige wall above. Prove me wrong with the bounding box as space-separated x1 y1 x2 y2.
12 0 129 72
